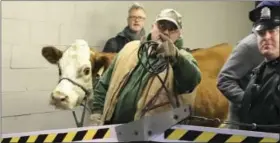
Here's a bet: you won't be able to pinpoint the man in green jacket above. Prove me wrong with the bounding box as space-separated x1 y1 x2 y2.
89 9 202 125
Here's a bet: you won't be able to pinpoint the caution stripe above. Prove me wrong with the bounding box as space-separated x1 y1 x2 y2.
1 128 110 143
164 128 279 143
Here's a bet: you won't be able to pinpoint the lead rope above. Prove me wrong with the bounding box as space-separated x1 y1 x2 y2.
136 41 280 132
72 76 99 127
72 97 89 127
58 77 94 128
137 40 179 117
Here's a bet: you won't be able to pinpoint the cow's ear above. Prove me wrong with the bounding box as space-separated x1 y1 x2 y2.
41 46 63 64
90 52 113 76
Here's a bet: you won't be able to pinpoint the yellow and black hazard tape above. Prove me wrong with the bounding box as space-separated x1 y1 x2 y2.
164 128 279 142
1 127 110 143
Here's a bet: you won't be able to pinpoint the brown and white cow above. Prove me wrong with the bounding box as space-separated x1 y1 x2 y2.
41 40 114 109
41 39 231 127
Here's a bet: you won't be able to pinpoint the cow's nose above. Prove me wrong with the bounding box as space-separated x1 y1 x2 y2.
51 92 68 102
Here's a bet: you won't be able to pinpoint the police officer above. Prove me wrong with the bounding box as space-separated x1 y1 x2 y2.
238 1 280 133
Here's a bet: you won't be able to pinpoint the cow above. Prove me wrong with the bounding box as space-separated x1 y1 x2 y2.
41 39 232 127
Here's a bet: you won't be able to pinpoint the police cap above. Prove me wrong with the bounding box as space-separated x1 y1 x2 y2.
249 1 280 32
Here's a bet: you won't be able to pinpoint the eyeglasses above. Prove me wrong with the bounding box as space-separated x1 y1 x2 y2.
129 16 146 21
157 20 178 32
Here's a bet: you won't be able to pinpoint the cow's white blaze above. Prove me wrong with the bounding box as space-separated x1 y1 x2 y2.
50 40 93 110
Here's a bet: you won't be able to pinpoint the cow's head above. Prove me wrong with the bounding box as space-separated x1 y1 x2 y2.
41 40 114 110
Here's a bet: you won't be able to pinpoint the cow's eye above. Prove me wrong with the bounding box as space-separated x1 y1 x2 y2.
83 67 90 75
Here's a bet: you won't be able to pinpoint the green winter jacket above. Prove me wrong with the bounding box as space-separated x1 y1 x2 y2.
90 34 201 124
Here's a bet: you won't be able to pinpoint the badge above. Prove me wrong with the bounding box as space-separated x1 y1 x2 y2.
260 7 271 19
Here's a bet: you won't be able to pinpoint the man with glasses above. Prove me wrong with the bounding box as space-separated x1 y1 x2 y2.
102 3 146 53
237 2 280 133
89 9 201 125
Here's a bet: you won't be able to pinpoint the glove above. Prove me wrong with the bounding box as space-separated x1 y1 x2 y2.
89 113 103 126
155 33 180 64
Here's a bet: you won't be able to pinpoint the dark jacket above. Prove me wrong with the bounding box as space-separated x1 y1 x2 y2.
102 32 130 53
239 58 280 133
102 27 145 53
217 33 264 105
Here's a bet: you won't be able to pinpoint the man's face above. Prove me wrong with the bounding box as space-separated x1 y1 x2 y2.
151 20 181 44
127 9 146 32
256 26 279 60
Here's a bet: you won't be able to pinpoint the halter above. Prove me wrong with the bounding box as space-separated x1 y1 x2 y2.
57 77 91 127
57 63 94 127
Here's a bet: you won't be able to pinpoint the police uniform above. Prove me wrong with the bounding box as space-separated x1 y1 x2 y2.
239 4 280 133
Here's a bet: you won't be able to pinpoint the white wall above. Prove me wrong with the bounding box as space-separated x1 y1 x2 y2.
1 1 255 134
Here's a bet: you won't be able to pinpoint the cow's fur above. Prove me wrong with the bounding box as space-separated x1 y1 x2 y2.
42 40 232 127
190 43 232 127
42 40 115 110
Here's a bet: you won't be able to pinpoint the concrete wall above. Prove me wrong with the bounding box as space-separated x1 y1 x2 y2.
1 1 255 134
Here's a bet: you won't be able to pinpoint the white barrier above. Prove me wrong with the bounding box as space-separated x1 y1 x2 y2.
1 105 279 142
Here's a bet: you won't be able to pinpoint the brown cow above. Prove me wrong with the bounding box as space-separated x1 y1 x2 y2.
190 43 232 127
42 39 231 127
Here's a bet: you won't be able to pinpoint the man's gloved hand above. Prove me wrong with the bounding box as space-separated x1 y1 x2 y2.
89 113 103 126
155 33 180 64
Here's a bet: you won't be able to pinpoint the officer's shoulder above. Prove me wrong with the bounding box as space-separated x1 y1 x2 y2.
236 33 257 49
241 33 256 43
